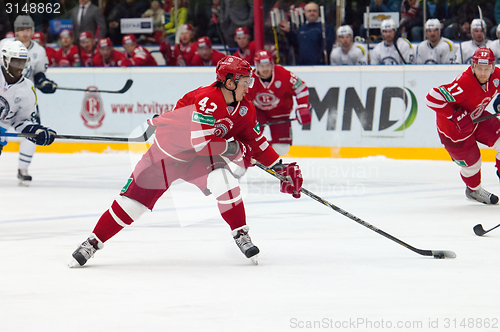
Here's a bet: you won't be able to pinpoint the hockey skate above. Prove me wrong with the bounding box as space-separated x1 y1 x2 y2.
17 169 32 186
232 225 259 264
68 235 104 268
465 187 499 205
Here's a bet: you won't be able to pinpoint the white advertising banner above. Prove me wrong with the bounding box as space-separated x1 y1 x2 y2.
120 18 153 34
38 65 478 148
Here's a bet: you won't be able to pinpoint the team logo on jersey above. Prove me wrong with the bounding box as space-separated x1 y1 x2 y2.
0 96 10 121
275 81 282 88
239 106 248 116
14 97 21 104
494 79 499 88
255 92 279 110
227 106 234 113
81 87 105 129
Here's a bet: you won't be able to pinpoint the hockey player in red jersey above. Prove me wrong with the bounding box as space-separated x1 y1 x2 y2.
170 24 197 66
69 56 303 267
246 50 310 155
31 32 57 67
93 38 131 67
426 48 500 204
233 27 255 63
122 34 158 66
54 30 80 67
190 36 225 66
78 31 96 67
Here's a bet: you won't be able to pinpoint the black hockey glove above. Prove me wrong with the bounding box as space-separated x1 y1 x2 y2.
22 125 57 146
34 72 57 94
493 95 500 115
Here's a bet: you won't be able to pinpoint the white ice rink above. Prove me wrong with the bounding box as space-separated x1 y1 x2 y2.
1 151 500 332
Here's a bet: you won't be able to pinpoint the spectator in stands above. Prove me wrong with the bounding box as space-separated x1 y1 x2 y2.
108 0 149 46
32 32 58 67
141 0 165 44
330 25 367 65
233 27 255 63
457 19 492 64
94 37 131 67
359 0 399 40
219 0 253 48
191 36 225 66
399 0 424 41
280 2 334 65
55 29 80 67
443 3 492 42
490 25 500 62
415 18 456 64
79 31 96 67
122 34 158 66
491 0 500 40
164 0 188 45
191 0 221 43
171 24 197 66
70 0 107 43
0 1 12 39
370 18 415 65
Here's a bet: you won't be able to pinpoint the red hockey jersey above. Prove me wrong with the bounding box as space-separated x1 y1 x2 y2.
190 49 226 66
233 41 256 63
171 42 197 66
426 66 500 143
147 84 280 167
55 45 80 67
246 65 309 117
93 50 130 67
46 46 58 67
126 45 157 66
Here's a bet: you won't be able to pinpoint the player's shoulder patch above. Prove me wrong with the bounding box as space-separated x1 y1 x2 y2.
442 38 454 52
356 44 366 55
437 86 456 102
401 38 413 48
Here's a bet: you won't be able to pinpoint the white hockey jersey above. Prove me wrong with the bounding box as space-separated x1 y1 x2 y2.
330 42 367 65
370 38 415 65
415 37 456 64
456 39 494 64
0 39 48 82
0 68 38 134
488 39 500 63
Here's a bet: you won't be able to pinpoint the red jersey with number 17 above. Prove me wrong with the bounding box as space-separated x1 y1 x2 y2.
147 84 280 167
426 66 500 143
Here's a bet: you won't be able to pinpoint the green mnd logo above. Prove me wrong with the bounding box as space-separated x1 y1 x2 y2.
394 88 418 132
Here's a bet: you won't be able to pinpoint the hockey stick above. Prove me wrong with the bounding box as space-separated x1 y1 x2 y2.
473 222 500 236
254 161 457 259
57 79 133 94
212 13 229 55
320 6 328 64
472 112 499 124
365 6 371 64
261 118 298 126
1 125 156 143
270 10 281 64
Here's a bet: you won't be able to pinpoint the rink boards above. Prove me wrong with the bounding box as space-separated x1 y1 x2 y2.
4 64 497 161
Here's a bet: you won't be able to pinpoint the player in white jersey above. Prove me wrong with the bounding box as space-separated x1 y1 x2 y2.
1 41 56 162
457 19 493 64
330 25 367 65
416 19 456 64
0 15 57 185
488 24 500 63
370 19 415 65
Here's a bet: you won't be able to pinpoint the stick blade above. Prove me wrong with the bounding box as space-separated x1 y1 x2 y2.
431 250 457 259
119 79 133 93
473 224 487 236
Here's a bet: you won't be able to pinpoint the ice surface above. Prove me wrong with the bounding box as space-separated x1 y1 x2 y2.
1 152 499 332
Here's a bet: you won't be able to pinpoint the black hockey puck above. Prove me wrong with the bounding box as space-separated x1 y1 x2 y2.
433 253 445 259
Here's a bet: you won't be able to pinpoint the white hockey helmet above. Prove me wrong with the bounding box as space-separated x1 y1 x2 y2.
14 15 35 31
425 19 442 31
337 25 353 37
380 19 397 33
1 40 29 75
470 18 486 33
496 23 500 38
